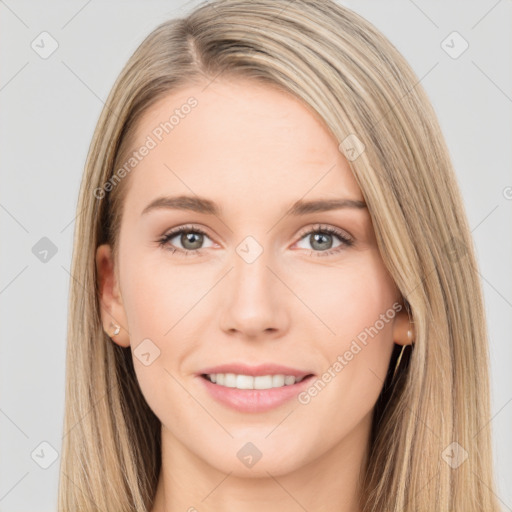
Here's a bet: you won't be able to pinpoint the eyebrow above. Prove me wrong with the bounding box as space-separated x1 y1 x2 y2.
141 195 367 217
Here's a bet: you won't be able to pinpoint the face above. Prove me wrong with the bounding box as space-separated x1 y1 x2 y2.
96 77 411 479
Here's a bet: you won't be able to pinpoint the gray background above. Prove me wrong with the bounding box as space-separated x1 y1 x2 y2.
1 1 511 510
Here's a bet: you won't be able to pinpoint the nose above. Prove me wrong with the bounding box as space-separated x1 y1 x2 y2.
219 245 290 339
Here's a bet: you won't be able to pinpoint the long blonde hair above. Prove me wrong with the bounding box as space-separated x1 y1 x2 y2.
58 1 501 510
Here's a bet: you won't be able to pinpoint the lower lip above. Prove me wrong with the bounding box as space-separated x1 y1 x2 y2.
197 374 315 413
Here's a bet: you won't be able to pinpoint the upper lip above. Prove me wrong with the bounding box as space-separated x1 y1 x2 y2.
198 363 315 378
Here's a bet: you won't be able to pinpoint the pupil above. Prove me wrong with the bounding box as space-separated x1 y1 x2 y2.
312 232 332 250
182 232 203 250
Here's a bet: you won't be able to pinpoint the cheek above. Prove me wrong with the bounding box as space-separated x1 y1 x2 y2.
296 253 397 414
119 252 212 418
295 252 397 348
120 251 207 339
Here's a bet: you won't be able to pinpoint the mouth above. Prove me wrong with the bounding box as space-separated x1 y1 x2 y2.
195 363 316 412
200 372 315 390
197 371 316 413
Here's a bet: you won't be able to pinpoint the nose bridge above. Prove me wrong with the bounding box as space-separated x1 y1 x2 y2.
220 234 287 336
232 234 275 302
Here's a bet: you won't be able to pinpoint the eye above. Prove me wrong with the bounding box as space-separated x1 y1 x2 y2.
294 224 353 257
157 224 215 256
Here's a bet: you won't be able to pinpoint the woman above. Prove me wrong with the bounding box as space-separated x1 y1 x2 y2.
58 1 501 511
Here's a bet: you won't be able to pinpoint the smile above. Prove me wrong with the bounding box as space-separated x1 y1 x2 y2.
198 373 316 413
202 373 309 390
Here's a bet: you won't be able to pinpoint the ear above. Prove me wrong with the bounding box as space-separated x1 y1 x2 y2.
95 244 130 348
392 299 415 347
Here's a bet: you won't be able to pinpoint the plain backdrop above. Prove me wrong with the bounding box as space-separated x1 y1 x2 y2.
1 1 511 510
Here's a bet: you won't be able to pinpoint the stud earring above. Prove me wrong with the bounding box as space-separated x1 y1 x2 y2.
108 321 120 337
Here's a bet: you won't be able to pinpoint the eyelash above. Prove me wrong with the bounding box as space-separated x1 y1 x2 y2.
157 223 354 258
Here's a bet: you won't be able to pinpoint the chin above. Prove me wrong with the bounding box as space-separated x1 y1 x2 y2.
201 437 310 478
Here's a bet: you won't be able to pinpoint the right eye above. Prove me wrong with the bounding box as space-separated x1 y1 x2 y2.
158 225 215 256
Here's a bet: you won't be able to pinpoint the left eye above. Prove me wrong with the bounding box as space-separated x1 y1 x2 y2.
295 226 353 255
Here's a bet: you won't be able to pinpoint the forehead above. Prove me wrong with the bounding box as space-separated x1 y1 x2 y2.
123 78 364 216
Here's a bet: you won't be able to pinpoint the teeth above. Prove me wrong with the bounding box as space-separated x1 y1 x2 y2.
284 375 296 385
205 373 306 390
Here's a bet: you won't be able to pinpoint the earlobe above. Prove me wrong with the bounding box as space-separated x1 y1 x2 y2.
95 243 130 348
392 308 415 347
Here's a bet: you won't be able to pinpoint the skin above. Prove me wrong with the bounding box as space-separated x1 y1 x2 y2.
96 77 414 512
